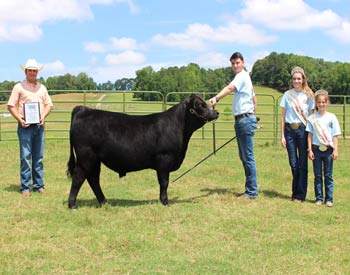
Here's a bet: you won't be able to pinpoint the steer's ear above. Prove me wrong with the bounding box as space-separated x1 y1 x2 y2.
184 95 192 106
185 94 200 107
188 94 198 103
190 94 199 100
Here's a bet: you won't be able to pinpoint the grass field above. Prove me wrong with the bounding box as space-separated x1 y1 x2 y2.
1 137 349 274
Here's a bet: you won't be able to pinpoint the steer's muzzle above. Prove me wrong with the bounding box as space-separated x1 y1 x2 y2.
208 106 219 121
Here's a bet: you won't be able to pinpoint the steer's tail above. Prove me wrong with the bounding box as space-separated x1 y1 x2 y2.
66 107 80 179
66 136 76 179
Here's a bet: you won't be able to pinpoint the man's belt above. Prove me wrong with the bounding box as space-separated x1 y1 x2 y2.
287 122 305 130
235 113 254 120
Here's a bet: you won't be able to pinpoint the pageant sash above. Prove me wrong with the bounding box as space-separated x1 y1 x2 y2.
308 115 333 147
285 90 307 126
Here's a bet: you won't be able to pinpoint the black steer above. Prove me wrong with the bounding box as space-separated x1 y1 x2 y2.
66 95 219 209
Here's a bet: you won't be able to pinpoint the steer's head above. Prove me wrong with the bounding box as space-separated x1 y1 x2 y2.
186 94 219 123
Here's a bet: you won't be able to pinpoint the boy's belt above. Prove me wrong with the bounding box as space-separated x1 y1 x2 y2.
235 113 254 120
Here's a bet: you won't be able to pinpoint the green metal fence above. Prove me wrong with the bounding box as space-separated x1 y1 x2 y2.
1 90 349 142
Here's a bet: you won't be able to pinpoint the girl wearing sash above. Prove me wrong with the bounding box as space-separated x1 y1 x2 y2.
306 90 340 207
280 66 314 202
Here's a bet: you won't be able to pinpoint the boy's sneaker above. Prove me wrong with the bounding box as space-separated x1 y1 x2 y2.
237 193 257 200
315 200 322 206
326 201 333 207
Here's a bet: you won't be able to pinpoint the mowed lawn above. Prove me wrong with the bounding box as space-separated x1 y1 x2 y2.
0 136 349 274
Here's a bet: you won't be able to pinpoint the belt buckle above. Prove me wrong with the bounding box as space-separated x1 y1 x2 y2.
319 145 328 152
290 123 299 130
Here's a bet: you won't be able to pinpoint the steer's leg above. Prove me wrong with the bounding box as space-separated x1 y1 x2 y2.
68 165 86 209
157 170 170 205
86 162 107 206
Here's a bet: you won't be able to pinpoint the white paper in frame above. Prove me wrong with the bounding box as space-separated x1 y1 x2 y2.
24 102 41 124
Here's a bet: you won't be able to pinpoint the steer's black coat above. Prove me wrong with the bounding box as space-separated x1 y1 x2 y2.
66 95 218 209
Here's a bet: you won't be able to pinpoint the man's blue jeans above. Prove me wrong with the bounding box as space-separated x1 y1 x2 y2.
284 124 308 200
234 116 258 198
312 146 334 203
17 124 45 192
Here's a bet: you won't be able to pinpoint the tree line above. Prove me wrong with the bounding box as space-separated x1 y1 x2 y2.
132 64 232 101
251 52 350 99
1 53 350 102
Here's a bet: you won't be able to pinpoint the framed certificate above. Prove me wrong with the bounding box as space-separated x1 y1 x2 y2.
24 102 41 124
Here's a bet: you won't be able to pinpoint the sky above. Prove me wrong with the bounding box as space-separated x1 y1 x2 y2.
0 0 350 84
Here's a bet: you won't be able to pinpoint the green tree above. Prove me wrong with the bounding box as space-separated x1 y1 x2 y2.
98 81 114 90
76 73 96 90
134 66 157 101
251 52 350 97
115 78 135 91
0 80 17 90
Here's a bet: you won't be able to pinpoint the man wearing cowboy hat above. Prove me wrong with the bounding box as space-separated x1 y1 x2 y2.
7 59 53 197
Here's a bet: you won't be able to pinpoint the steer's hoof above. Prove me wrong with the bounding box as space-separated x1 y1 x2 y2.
161 199 169 206
98 200 108 207
68 203 78 210
101 199 108 205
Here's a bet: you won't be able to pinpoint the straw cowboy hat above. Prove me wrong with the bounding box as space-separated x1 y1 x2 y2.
20 59 43 71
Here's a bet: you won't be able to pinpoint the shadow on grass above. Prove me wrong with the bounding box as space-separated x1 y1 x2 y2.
261 189 291 200
74 198 160 208
200 188 233 195
71 187 234 208
3 184 20 193
172 187 235 203
262 189 315 204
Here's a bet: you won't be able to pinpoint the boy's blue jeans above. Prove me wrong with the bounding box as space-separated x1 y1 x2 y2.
17 124 45 192
234 116 258 198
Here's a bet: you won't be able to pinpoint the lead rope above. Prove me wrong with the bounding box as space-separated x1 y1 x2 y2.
172 116 260 183
172 134 237 183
